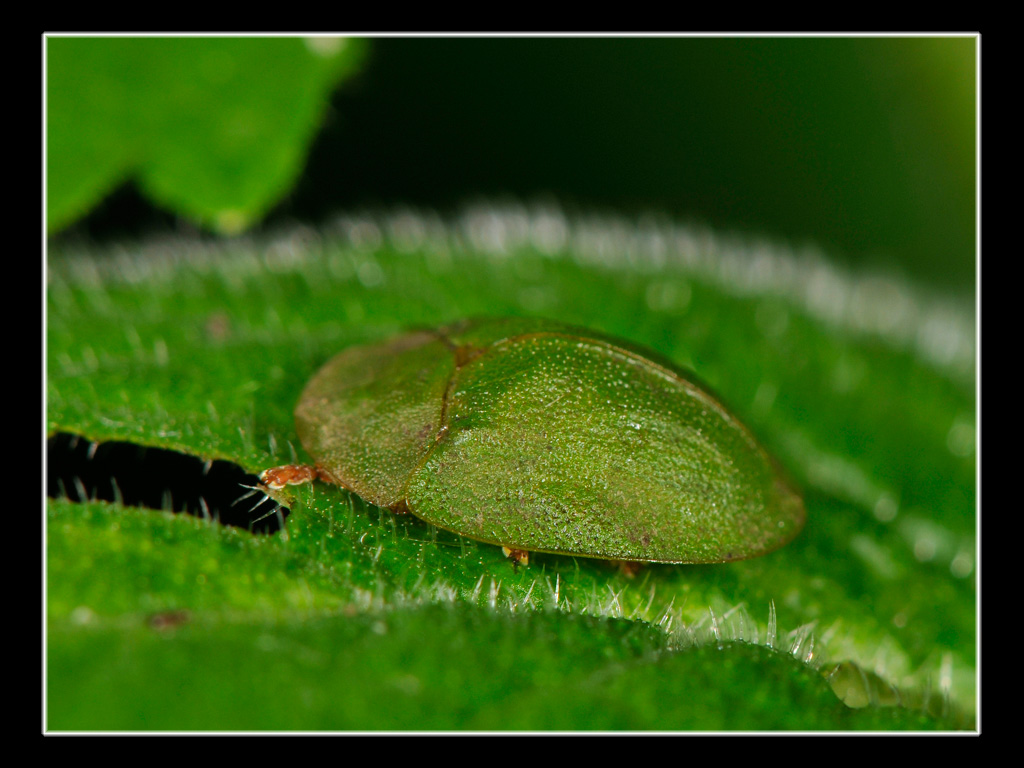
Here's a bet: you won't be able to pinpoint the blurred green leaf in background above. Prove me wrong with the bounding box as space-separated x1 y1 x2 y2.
46 36 367 234
48 35 976 293
45 34 977 732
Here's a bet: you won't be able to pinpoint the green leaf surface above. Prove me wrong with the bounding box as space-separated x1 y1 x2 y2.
46 37 367 234
46 207 976 730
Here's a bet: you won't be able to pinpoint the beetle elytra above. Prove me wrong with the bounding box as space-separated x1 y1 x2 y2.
262 317 804 565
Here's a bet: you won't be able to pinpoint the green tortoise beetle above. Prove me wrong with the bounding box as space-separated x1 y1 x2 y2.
261 317 804 565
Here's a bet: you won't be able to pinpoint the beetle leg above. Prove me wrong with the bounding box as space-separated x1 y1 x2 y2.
389 500 414 515
612 560 642 578
502 546 530 567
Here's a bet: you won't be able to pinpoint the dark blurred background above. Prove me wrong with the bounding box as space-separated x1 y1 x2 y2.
61 36 977 292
